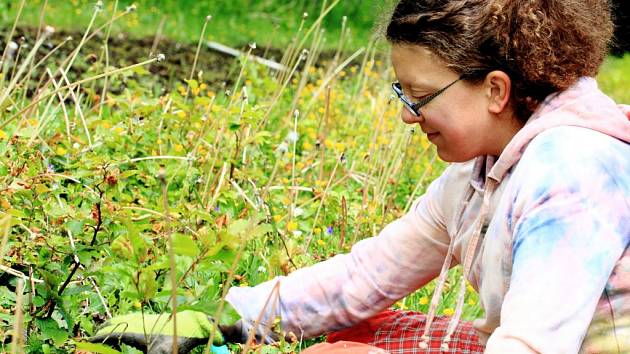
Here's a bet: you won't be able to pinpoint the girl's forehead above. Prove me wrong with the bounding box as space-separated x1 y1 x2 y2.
390 45 454 86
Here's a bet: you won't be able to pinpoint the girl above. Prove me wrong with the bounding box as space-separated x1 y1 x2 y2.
226 0 630 353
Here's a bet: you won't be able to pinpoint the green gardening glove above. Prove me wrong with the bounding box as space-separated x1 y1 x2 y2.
89 310 228 354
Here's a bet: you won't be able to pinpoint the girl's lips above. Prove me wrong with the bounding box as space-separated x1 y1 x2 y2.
427 132 440 141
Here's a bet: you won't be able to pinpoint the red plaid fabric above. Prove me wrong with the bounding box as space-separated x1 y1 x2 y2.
325 310 485 354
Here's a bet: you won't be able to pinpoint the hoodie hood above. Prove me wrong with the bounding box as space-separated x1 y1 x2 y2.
487 76 630 184
419 76 630 351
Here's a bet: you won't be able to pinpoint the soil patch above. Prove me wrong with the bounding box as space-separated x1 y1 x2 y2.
0 26 354 93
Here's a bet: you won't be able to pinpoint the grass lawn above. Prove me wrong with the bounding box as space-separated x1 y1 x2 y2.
0 0 384 51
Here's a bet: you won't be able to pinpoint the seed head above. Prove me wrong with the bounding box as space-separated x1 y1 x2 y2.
156 53 165 62
126 4 137 13
302 12 308 19
277 142 289 154
287 132 299 142
299 49 309 61
65 36 73 42
43 26 55 36
205 15 212 22
342 16 347 25
249 42 257 50
293 109 300 119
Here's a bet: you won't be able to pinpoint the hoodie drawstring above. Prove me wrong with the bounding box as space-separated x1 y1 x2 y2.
419 178 498 351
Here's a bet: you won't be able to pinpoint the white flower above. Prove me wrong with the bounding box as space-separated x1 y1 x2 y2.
292 230 303 237
73 143 80 150
293 207 304 217
287 131 299 142
276 142 289 154
257 266 266 273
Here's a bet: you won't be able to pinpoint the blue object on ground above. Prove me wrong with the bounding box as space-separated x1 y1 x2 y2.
211 344 230 354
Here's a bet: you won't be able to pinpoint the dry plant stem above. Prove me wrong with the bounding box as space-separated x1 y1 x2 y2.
158 168 178 354
289 110 299 221
61 4 100 78
99 0 118 119
241 282 281 353
58 69 93 148
156 97 172 155
304 154 343 252
185 15 212 103
231 179 258 210
203 220 254 354
318 86 332 182
22 8 131 119
0 0 25 82
261 53 306 126
375 128 408 200
36 0 49 40
340 196 347 249
294 0 341 61
2 56 161 130
0 213 12 262
149 16 167 57
46 70 73 144
286 27 324 118
305 48 365 114
404 149 437 211
262 158 281 198
11 279 24 354
0 31 51 109
207 162 228 212
324 15 348 80
278 16 306 84
228 49 253 109
19 37 71 90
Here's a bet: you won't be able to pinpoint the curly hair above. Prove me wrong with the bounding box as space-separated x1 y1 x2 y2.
385 0 614 122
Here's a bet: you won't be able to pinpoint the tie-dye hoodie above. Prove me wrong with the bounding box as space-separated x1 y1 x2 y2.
226 77 630 353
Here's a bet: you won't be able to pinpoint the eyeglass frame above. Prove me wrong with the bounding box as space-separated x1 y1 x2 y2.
391 75 467 117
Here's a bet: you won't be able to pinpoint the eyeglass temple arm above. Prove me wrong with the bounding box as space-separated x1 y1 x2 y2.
411 76 464 110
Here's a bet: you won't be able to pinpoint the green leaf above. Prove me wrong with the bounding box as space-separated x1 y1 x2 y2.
136 269 157 301
35 317 69 346
172 233 200 257
74 342 121 354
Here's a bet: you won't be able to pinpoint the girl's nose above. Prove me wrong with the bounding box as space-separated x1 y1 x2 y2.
400 107 424 124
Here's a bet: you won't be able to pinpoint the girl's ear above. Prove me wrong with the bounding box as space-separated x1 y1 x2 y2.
484 70 512 115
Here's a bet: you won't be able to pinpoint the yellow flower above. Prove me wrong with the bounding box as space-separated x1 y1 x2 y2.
303 142 313 150
287 221 298 232
174 144 184 152
273 215 282 222
317 239 325 246
443 308 454 316
56 146 67 155
419 296 429 305
0 130 8 140
177 111 187 119
314 227 321 234
468 298 476 306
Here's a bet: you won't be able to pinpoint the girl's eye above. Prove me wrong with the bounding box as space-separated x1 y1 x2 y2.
412 94 430 102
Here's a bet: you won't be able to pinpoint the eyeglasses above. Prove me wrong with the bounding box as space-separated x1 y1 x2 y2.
391 75 465 117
